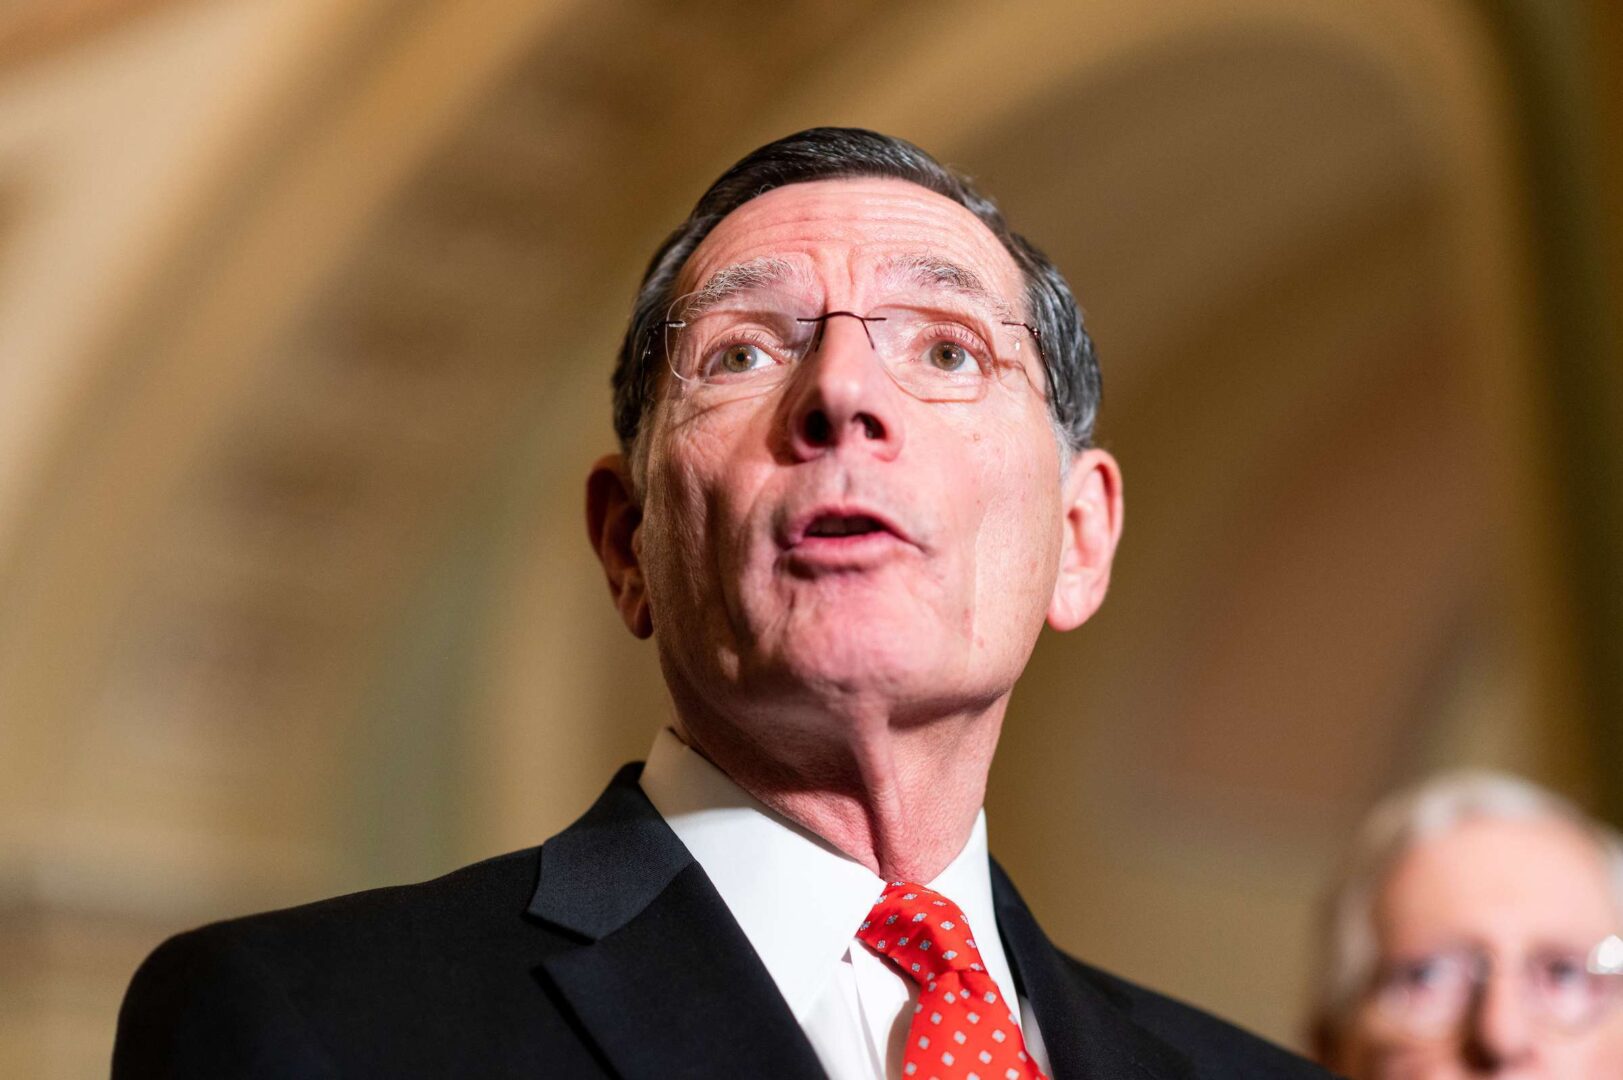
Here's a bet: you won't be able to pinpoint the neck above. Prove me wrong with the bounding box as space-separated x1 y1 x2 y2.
670 695 1006 882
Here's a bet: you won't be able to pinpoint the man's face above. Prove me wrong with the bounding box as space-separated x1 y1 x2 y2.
608 177 1117 733
1338 818 1623 1079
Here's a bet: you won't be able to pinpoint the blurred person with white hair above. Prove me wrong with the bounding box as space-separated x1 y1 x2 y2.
1311 770 1623 1078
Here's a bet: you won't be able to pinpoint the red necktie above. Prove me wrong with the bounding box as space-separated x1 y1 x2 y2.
858 880 1048 1080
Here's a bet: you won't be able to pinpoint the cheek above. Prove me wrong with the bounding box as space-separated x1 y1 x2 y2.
951 418 1063 655
1569 1023 1623 1071
1345 1028 1455 1080
643 423 731 575
644 408 773 598
969 421 1062 587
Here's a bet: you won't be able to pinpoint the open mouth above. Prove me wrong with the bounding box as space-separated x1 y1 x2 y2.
804 514 888 539
781 504 913 558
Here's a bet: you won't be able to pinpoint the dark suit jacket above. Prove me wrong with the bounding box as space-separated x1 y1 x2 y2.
114 764 1331 1078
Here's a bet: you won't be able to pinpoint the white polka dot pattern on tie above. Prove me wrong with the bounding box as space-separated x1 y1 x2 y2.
857 881 1046 1080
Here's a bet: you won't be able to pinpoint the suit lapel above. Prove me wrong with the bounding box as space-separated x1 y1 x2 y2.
528 765 826 1080
992 861 1195 1080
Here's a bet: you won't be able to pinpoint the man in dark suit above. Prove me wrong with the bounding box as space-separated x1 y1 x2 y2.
115 128 1331 1078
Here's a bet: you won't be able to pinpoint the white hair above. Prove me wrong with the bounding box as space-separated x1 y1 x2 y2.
1312 770 1623 1039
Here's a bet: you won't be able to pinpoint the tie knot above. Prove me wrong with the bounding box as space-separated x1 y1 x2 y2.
856 881 989 986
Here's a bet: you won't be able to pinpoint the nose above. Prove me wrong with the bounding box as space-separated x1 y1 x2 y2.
783 311 905 462
1462 970 1536 1072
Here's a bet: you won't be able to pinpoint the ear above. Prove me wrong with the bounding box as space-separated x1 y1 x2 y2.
1047 448 1123 632
585 453 653 638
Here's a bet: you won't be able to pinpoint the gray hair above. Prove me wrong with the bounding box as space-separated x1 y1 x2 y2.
1312 770 1623 1040
610 127 1101 476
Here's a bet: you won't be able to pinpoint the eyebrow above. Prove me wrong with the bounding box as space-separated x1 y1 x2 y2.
676 253 1020 321
876 254 1018 321
678 257 810 320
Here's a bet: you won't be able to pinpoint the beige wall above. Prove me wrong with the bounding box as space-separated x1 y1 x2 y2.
1 1 1616 1075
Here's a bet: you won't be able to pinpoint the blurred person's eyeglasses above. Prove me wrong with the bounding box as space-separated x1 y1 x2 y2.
651 289 1045 406
1368 935 1623 1041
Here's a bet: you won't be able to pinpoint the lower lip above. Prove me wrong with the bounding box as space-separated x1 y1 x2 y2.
784 530 909 568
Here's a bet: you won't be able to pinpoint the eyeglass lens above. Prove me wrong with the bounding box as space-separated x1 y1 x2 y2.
1373 940 1623 1039
660 293 1039 404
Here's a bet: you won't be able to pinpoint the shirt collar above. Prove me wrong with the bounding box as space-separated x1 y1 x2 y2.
638 727 1003 1022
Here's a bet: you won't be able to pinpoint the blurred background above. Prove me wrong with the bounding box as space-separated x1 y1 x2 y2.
1 0 1619 1075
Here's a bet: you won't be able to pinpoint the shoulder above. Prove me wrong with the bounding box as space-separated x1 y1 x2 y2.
1059 953 1338 1079
137 844 543 973
114 847 548 1078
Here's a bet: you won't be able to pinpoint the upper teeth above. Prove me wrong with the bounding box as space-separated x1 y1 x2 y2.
809 516 878 537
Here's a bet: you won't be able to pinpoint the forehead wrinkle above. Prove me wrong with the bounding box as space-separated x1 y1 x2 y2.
876 253 1017 320
679 256 811 319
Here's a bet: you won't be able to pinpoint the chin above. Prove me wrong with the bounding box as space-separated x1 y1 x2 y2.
778 632 949 698
766 637 1020 725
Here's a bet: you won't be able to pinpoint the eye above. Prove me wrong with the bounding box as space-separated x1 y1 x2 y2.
1536 954 1588 988
915 322 989 374
1408 961 1447 987
1382 955 1466 998
927 341 973 372
1396 960 1444 989
707 341 774 377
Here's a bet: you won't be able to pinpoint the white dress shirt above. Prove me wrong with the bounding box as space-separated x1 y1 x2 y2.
639 727 1051 1080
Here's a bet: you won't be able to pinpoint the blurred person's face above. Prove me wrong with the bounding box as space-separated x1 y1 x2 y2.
1335 818 1623 1079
